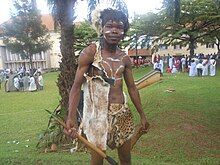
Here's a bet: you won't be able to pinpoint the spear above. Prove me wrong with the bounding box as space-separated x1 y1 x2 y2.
45 110 118 165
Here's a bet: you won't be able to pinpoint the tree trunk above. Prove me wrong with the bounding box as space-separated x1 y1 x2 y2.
216 38 220 54
57 0 77 111
23 62 26 71
189 38 195 57
217 43 220 54
29 54 34 76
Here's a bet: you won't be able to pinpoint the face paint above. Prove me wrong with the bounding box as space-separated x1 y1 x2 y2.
104 30 111 34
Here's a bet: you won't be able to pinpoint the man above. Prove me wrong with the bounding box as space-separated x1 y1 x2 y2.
189 59 196 77
65 8 149 165
181 55 186 72
196 60 203 77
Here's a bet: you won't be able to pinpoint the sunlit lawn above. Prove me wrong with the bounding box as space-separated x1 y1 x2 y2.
0 66 219 165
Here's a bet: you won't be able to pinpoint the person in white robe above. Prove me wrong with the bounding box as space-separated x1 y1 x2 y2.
153 61 160 71
202 58 209 76
171 64 178 74
5 75 9 92
209 58 216 76
29 76 37 91
13 76 19 91
181 56 186 72
159 59 164 73
23 73 30 91
169 56 173 69
37 72 44 90
189 60 196 77
171 58 179 74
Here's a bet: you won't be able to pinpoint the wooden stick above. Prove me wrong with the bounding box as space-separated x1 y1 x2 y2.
131 124 150 150
46 110 118 165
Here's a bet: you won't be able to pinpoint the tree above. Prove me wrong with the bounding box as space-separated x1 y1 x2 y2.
144 0 220 56
87 0 128 21
74 20 98 52
127 13 162 54
162 0 181 23
2 0 51 74
47 0 77 111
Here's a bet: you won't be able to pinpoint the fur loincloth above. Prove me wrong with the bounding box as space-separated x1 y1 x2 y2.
107 103 134 149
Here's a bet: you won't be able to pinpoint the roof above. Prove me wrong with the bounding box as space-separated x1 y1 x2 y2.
1 14 82 32
41 14 54 31
128 49 151 57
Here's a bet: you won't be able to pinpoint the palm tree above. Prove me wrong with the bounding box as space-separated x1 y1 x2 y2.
87 0 128 21
47 0 77 111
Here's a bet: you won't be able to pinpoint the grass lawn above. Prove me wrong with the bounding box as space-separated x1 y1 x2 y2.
0 66 219 165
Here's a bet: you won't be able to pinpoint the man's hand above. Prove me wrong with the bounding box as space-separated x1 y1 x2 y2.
140 115 150 132
64 118 78 139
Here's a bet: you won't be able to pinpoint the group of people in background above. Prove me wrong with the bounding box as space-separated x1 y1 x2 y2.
152 53 218 77
0 67 44 92
188 56 216 77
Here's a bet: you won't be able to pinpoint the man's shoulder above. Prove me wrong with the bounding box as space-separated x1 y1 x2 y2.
78 43 97 65
81 43 97 57
117 49 131 66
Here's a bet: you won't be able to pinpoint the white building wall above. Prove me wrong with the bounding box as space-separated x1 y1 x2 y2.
154 44 217 56
48 32 61 68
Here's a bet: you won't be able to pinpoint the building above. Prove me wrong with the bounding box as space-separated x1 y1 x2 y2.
154 43 218 57
0 14 61 72
128 42 218 59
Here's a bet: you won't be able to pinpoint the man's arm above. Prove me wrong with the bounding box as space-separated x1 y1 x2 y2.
123 56 149 130
65 44 96 137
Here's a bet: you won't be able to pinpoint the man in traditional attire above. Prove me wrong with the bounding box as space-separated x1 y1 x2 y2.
65 8 149 165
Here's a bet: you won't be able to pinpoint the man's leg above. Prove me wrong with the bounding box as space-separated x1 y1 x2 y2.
90 150 104 165
117 139 131 165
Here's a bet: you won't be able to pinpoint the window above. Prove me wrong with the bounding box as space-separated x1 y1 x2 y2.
159 44 168 50
206 43 214 48
174 45 182 49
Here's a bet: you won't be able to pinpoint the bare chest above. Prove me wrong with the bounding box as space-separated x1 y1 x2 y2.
101 57 125 79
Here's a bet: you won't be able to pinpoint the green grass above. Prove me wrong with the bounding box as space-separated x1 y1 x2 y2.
0 66 219 165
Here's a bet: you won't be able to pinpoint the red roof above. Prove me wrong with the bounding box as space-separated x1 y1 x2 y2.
128 49 151 57
41 14 54 31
